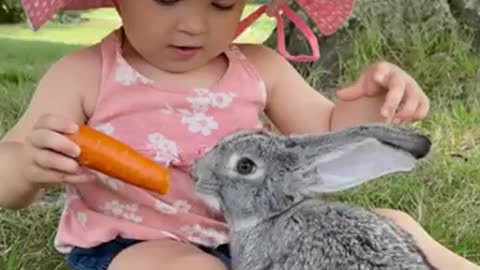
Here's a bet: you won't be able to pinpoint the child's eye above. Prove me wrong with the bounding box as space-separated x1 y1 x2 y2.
155 0 179 6
212 2 235 11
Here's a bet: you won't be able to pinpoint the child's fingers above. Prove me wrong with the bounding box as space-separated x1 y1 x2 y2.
381 74 406 119
393 94 420 124
371 62 393 92
33 149 80 174
397 85 430 123
29 129 81 158
413 98 430 121
395 83 421 121
27 163 94 186
62 173 97 184
33 114 78 134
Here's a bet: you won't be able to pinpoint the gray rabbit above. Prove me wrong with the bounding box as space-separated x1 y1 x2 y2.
191 124 437 270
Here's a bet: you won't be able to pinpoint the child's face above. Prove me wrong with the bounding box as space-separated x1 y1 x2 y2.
117 0 248 73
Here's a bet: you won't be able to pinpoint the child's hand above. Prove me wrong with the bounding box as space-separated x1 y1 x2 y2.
336 61 430 124
266 0 288 16
20 114 95 187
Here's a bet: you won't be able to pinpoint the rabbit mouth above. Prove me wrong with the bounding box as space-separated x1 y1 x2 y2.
195 181 221 193
195 189 222 212
194 180 222 211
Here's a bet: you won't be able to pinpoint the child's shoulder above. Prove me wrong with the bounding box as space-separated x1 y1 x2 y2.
41 44 102 92
235 43 302 94
41 44 103 116
47 44 102 84
235 43 286 71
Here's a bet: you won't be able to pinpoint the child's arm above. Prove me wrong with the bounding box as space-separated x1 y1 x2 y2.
240 45 429 134
0 46 101 209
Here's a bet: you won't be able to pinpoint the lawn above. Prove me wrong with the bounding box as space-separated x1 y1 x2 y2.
1 4 479 270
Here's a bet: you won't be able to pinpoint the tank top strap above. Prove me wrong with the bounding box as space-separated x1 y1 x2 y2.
223 44 264 85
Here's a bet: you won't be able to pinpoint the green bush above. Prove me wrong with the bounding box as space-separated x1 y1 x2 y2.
52 11 85 24
0 0 24 24
0 1 86 25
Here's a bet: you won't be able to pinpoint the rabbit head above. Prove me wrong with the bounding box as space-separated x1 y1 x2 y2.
191 124 431 231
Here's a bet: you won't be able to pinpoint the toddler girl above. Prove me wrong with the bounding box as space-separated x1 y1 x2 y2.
0 0 477 269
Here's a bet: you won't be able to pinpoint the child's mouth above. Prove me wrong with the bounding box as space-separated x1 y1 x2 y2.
168 45 202 59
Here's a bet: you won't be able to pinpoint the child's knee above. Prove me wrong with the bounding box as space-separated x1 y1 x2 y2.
375 209 434 249
374 208 428 237
182 252 228 270
108 240 228 270
375 208 480 269
375 208 417 226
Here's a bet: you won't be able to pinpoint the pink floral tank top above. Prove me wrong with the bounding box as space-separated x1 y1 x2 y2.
54 29 268 253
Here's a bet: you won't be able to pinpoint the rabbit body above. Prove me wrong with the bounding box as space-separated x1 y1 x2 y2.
231 199 435 270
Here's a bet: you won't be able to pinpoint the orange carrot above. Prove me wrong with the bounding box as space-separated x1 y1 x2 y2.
67 125 170 194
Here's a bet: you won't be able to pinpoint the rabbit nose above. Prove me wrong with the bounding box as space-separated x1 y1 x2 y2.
190 161 204 183
189 166 198 182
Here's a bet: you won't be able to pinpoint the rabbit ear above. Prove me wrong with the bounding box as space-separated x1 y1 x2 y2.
287 125 431 194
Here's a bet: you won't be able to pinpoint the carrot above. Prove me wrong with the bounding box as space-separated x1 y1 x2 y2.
67 125 170 194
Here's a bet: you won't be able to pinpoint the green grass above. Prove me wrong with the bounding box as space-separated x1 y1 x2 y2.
1 4 480 270
6 242 17 270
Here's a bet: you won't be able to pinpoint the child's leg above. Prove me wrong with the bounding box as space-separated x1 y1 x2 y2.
375 209 479 270
108 239 227 270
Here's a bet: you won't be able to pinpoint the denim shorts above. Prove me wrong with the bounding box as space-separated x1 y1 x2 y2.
66 237 231 270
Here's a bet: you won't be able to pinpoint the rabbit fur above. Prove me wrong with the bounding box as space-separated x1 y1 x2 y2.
191 124 437 270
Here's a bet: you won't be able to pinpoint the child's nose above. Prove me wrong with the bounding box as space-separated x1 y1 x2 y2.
177 13 208 36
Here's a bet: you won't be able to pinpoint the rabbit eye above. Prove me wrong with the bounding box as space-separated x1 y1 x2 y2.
236 157 257 175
